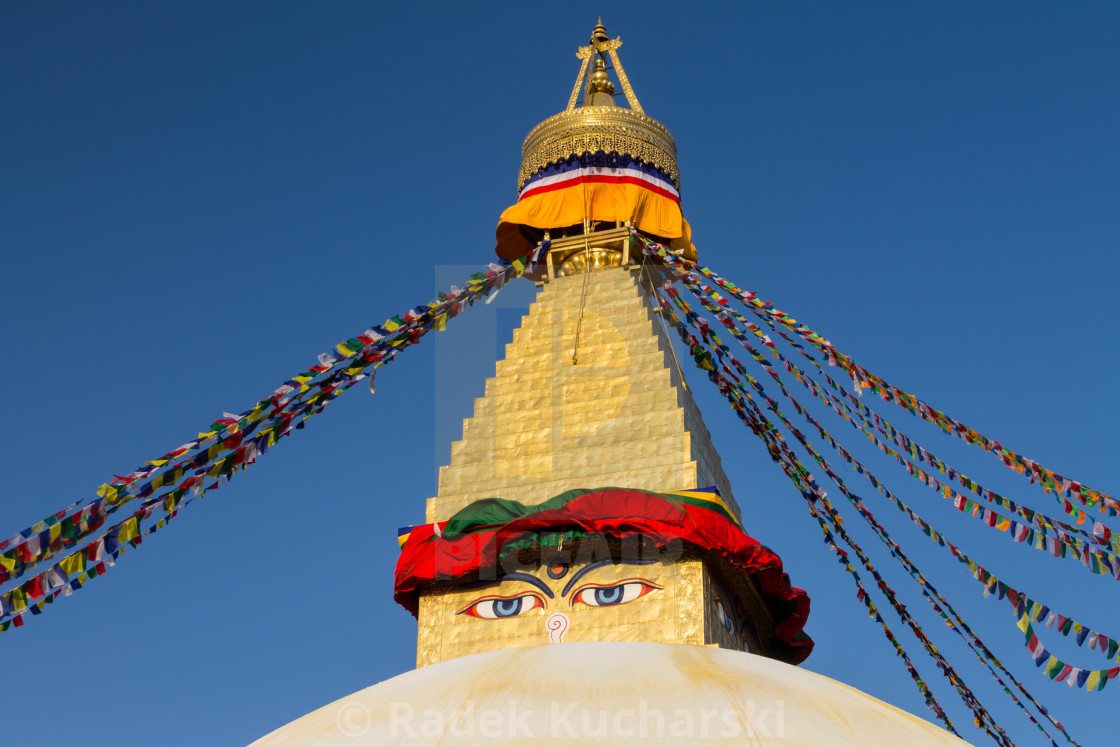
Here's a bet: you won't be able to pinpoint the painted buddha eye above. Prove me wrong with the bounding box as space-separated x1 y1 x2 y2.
571 580 660 607
458 593 544 619
715 598 736 634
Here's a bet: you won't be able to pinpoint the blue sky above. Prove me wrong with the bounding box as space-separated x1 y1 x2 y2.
2 2 1118 744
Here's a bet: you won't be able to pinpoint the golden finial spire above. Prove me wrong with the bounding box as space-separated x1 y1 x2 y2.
564 19 644 114
591 17 608 44
585 57 616 106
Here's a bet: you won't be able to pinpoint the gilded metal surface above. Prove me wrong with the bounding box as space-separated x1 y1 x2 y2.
590 17 609 44
576 33 622 61
564 54 590 112
583 59 617 108
517 106 679 192
587 59 615 96
415 595 442 668
555 246 622 277
674 555 704 646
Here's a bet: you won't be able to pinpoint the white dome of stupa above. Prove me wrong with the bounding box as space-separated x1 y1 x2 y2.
251 642 970 745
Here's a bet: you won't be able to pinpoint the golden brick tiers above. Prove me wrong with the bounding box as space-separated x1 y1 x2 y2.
428 266 735 524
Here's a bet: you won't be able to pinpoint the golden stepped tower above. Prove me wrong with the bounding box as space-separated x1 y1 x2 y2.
429 264 736 523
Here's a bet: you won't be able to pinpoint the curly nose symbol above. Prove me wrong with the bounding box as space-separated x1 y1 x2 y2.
546 612 569 643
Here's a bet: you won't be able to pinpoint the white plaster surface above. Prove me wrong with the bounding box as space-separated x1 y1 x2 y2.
251 642 972 746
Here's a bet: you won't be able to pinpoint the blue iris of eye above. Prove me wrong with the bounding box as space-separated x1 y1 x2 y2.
593 586 624 606
493 598 524 617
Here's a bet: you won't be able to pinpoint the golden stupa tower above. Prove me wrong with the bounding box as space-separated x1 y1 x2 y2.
252 22 970 746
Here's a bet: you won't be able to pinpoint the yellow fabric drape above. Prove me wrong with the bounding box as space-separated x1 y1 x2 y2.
495 180 694 260
499 181 683 238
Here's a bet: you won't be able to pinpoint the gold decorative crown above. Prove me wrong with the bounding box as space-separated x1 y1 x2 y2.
516 20 680 194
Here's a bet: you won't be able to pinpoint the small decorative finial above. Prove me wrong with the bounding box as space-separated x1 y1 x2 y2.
587 58 615 96
591 18 609 44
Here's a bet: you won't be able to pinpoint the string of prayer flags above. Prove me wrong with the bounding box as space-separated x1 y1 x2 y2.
661 258 1116 586
1009 591 1120 668
649 286 1022 745
631 230 1120 522
649 260 1078 744
668 267 1120 579
1020 613 1120 691
0 489 200 630
665 256 1120 559
651 279 946 712
650 234 1120 698
0 244 547 632
685 276 1110 555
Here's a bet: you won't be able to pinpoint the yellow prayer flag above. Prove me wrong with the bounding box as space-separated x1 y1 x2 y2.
1016 614 1030 634
60 553 85 576
0 555 15 571
49 524 61 543
10 588 26 612
1087 671 1102 690
117 517 139 544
